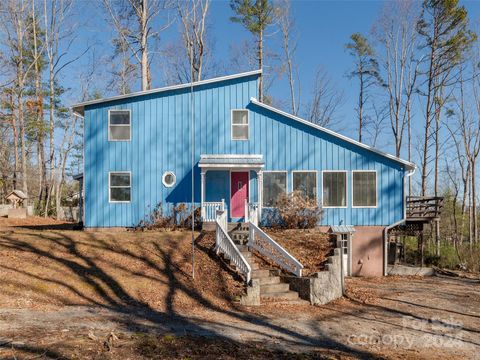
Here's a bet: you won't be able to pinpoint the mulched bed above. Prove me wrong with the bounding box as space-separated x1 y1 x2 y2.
264 229 335 276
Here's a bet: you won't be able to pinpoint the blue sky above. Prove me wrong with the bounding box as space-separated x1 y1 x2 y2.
69 0 480 160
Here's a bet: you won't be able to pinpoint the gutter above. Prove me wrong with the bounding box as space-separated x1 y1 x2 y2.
383 166 416 276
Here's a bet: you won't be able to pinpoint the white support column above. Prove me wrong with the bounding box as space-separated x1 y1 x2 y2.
200 170 206 220
257 170 263 220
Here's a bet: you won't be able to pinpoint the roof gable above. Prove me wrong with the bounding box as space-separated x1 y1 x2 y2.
249 98 415 171
72 69 262 116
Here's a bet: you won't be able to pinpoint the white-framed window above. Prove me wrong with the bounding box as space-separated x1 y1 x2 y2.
108 109 131 141
322 171 347 208
263 171 287 207
292 171 317 201
231 109 249 140
162 171 176 188
109 172 131 202
352 170 377 207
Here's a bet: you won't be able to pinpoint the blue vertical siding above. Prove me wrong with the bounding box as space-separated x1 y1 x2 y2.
84 74 406 227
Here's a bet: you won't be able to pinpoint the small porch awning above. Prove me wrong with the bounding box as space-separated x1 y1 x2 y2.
330 225 356 233
199 154 264 170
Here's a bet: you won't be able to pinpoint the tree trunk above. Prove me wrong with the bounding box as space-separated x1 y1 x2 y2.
140 0 150 91
45 60 55 217
358 62 364 143
472 162 477 245
258 28 263 102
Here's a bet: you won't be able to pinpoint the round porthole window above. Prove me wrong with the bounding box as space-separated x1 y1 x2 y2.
162 171 176 188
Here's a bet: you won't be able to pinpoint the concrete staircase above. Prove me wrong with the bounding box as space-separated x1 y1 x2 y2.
229 224 303 303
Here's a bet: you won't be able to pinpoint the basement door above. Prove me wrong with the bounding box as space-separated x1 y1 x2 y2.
338 233 350 276
230 171 249 219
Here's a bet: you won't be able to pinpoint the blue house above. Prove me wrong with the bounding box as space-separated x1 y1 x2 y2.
73 70 415 277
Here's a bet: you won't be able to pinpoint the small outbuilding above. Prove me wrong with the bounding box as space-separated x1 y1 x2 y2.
5 190 27 208
5 190 28 219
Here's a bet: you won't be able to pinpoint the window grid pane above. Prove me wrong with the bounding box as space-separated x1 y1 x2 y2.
232 110 248 124
110 173 131 202
109 110 131 140
263 172 287 207
353 172 376 207
323 172 346 207
232 125 248 140
293 172 317 201
110 110 130 125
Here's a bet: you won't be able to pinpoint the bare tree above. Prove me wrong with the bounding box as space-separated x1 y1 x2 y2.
0 0 35 195
305 67 344 128
43 0 88 216
276 0 299 115
374 0 420 158
177 0 210 82
416 0 476 196
345 33 381 143
103 0 173 91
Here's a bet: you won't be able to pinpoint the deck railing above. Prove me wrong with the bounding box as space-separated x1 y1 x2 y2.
202 200 225 222
215 210 251 283
248 222 303 277
406 196 444 221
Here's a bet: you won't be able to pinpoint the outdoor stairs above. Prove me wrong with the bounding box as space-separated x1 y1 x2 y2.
228 224 306 304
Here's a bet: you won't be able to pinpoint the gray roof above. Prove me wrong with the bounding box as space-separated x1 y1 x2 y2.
199 154 264 168
330 225 356 233
72 70 262 116
250 98 416 171
5 190 28 200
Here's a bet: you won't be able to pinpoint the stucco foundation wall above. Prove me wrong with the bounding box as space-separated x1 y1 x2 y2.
351 226 385 277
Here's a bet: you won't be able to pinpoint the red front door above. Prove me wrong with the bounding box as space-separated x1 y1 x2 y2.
231 172 249 218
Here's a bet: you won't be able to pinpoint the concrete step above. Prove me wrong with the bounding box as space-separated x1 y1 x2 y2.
261 291 299 301
236 244 249 252
239 251 251 258
258 276 281 285
228 223 249 231
268 299 311 306
260 283 290 294
251 269 271 279
230 233 249 241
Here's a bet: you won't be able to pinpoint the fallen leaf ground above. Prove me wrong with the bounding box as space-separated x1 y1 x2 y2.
0 218 479 359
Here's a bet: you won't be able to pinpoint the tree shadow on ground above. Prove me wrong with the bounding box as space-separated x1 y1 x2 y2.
0 229 381 359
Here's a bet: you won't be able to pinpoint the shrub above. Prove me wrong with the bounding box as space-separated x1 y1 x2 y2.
267 191 323 229
134 202 201 231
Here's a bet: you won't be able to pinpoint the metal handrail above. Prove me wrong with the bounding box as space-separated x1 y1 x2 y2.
248 222 303 277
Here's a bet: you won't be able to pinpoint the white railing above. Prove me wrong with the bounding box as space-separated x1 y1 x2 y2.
244 201 259 226
215 210 251 283
202 200 225 222
248 222 304 277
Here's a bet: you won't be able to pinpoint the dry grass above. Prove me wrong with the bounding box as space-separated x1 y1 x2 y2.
0 227 245 313
265 229 335 276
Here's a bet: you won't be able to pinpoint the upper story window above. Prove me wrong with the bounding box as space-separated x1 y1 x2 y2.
109 172 131 202
323 171 347 207
231 110 249 140
353 171 377 207
293 171 317 201
263 171 287 207
109 110 131 141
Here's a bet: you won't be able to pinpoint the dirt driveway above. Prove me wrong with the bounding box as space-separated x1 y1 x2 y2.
0 224 479 359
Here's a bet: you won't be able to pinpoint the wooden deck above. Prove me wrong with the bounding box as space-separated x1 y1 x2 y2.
406 196 444 223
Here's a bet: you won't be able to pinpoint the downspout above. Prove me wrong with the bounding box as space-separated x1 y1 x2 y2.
383 166 416 276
